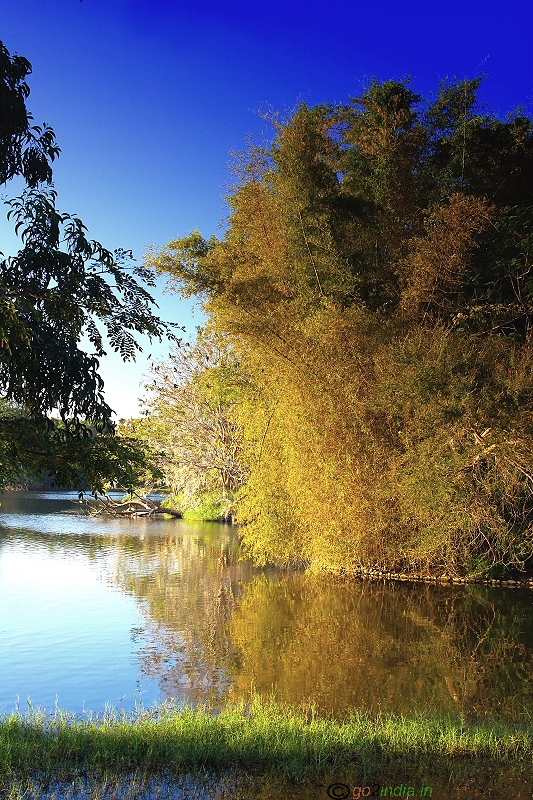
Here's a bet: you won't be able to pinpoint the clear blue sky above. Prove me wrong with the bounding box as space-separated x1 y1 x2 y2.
1 0 532 418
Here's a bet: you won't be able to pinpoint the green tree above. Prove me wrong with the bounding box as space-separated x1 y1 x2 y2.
0 41 59 187
0 39 178 489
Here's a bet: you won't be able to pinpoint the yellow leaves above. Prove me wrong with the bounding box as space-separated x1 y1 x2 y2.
399 194 496 318
144 80 533 576
233 298 533 574
233 305 390 568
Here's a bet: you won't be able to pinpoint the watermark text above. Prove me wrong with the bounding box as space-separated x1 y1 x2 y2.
326 783 433 799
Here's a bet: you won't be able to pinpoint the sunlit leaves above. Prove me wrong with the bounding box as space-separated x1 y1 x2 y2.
146 77 533 575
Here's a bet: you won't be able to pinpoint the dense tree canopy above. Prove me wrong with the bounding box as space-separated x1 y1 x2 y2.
148 77 533 576
0 39 177 489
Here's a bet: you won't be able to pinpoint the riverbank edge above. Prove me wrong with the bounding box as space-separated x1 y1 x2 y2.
328 566 533 589
1 697 531 787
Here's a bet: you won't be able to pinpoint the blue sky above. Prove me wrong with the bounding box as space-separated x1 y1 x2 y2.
1 0 532 418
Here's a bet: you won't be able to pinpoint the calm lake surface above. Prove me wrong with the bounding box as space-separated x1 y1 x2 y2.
1 491 533 721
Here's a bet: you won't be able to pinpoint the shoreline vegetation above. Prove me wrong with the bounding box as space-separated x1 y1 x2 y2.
1 696 532 798
332 566 533 589
5 487 533 589
5 76 533 581
131 77 533 583
3 46 533 583
5 487 533 587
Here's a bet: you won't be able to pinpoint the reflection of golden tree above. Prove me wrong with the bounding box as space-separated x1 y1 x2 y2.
435 591 533 721
229 574 533 719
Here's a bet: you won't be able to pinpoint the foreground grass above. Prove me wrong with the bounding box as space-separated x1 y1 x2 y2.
0 696 531 787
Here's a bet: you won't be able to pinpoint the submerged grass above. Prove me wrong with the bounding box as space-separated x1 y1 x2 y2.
0 696 531 786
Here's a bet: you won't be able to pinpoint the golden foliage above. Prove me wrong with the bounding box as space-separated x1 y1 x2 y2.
400 194 496 319
146 80 533 576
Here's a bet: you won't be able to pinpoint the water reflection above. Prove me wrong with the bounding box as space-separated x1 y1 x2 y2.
113 523 256 705
108 520 533 721
230 574 533 720
1 492 533 720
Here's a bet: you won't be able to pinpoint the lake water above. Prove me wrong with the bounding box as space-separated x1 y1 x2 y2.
1 491 533 721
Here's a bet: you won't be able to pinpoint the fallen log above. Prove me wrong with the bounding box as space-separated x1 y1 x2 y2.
87 494 182 518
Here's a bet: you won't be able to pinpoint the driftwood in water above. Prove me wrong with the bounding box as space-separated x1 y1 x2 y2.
88 493 182 518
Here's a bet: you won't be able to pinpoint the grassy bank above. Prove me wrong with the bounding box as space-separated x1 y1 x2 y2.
1 697 531 789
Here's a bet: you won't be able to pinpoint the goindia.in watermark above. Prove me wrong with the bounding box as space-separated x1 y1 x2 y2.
326 783 433 799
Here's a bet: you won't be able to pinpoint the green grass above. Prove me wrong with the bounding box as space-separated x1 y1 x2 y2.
0 696 531 785
161 490 232 521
